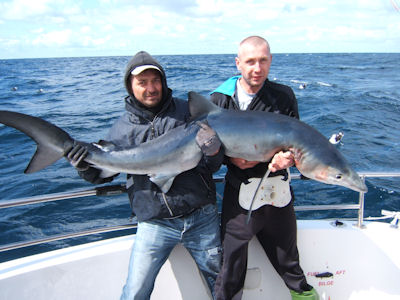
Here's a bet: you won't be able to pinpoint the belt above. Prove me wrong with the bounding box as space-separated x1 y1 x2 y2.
163 208 196 220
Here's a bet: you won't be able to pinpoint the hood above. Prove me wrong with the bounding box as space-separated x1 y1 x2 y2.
211 75 241 97
124 51 169 102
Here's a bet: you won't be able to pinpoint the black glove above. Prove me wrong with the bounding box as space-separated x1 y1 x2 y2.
65 144 89 171
195 121 221 156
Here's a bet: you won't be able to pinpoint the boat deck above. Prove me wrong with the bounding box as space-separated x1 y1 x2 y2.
0 220 399 300
0 172 399 299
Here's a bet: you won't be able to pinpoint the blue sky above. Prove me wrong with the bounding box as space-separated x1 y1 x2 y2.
1 0 400 59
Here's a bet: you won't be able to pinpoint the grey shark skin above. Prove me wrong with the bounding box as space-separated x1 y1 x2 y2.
188 92 367 193
0 110 202 193
0 92 367 193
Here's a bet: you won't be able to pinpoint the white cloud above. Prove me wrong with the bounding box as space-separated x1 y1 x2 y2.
81 26 91 34
32 28 44 34
175 24 186 33
199 33 208 40
0 0 52 20
305 27 324 42
186 0 223 17
0 38 20 47
128 24 156 36
1 0 400 58
32 29 72 46
81 36 110 47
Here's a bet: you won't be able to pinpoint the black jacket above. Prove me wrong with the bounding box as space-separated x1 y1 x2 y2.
210 76 298 189
80 51 224 221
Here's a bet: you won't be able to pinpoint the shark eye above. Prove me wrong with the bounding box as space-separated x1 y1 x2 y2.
336 174 343 180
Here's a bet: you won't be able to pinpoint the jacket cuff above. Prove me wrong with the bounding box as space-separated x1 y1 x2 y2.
78 167 117 184
203 146 225 173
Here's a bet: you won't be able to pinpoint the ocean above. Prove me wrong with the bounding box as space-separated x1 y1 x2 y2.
0 53 399 262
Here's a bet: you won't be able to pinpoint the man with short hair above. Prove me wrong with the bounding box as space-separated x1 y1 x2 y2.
211 36 319 300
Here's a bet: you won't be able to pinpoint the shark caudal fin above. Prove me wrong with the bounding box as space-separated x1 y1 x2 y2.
188 91 222 120
0 110 74 173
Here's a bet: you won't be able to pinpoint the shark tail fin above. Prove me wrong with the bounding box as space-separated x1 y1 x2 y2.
188 91 222 120
0 110 74 173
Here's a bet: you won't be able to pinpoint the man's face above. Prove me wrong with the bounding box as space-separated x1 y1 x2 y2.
130 69 163 108
235 42 272 94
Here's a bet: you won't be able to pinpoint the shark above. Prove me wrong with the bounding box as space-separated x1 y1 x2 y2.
0 92 367 194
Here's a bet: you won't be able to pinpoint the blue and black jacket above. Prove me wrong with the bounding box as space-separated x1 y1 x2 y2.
210 76 299 188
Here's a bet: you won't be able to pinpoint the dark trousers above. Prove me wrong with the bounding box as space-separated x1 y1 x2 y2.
215 182 310 300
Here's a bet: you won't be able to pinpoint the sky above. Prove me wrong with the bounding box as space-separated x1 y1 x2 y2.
0 0 400 59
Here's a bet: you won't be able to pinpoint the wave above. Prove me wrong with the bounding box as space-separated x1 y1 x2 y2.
0 53 399 260
316 81 332 87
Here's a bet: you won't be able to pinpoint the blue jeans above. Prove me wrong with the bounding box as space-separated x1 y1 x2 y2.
120 204 221 300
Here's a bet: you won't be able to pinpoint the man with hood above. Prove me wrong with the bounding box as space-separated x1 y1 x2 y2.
66 51 224 299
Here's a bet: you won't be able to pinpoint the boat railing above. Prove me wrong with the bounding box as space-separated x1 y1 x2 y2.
0 172 399 253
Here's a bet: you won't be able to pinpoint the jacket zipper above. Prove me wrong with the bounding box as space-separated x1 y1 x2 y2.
199 173 212 192
148 111 161 139
149 119 156 139
162 192 174 216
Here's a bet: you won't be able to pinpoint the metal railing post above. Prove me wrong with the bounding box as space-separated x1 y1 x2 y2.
357 175 366 228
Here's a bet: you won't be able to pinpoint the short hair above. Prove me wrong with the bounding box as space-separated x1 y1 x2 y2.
238 36 270 57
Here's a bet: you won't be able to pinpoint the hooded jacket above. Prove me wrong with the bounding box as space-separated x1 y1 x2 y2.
210 76 299 189
81 51 224 221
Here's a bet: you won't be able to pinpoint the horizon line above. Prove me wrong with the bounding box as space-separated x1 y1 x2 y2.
2 51 400 60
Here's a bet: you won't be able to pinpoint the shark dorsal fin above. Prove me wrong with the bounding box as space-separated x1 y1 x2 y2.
188 91 221 120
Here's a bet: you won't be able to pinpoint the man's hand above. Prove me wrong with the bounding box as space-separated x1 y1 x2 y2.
65 144 89 171
195 121 221 156
268 151 294 172
229 157 259 170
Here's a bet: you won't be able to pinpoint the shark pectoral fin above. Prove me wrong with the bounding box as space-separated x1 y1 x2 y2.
25 145 66 173
149 173 179 193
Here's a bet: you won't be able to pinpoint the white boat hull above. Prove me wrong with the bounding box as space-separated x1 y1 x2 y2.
0 220 399 300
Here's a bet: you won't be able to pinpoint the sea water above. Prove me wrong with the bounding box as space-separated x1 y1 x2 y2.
0 53 399 262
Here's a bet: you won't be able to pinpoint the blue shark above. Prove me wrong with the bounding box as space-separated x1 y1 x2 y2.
0 92 367 193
